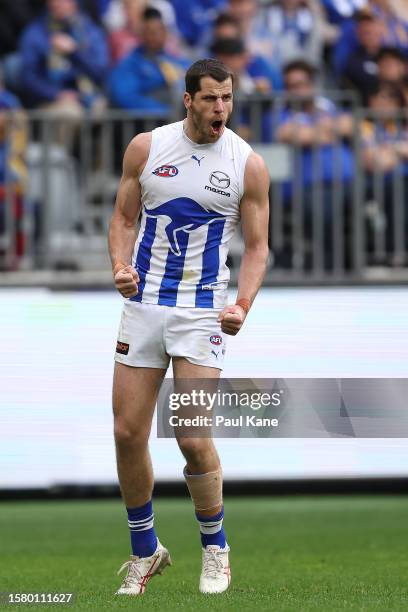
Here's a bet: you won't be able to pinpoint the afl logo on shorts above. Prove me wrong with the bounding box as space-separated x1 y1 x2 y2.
153 165 179 178
210 334 222 346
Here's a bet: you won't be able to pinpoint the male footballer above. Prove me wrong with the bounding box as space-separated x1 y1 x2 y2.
108 58 269 595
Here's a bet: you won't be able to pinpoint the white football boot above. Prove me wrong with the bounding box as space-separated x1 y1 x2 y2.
116 540 171 595
199 544 231 594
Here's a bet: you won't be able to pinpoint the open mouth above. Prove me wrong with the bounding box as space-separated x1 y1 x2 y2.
210 120 223 135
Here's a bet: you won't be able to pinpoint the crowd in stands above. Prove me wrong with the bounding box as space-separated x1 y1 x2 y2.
0 0 406 114
1 0 408 268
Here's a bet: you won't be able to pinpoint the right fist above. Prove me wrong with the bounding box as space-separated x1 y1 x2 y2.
114 265 139 299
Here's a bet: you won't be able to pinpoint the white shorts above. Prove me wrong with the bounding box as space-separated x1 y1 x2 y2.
114 301 227 370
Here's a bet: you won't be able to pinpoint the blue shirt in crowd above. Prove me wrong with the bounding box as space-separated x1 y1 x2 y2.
270 98 354 195
108 46 189 113
19 11 109 107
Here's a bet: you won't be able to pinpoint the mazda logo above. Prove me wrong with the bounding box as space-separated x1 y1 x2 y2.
209 171 230 189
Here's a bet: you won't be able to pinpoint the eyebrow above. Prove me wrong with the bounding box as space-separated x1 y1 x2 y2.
202 93 233 99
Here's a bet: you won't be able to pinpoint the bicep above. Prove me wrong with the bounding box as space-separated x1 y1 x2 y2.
240 153 270 249
113 133 151 224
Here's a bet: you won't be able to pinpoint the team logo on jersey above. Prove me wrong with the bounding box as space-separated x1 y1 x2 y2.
210 171 230 189
144 198 225 256
152 165 179 178
210 334 223 346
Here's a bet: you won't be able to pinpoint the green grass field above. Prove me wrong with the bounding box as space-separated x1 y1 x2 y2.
1 496 408 611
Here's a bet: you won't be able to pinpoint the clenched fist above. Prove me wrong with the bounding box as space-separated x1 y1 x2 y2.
217 304 247 336
113 265 139 299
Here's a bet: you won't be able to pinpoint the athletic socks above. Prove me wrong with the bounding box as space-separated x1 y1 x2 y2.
196 506 227 549
127 500 158 558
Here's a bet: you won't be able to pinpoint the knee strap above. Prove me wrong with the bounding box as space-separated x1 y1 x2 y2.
183 466 223 511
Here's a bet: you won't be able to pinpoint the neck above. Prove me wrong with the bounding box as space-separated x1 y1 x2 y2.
184 117 221 145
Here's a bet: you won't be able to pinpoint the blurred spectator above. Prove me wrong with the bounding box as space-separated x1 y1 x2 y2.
170 0 225 48
339 10 384 99
0 0 45 93
361 82 408 261
19 0 109 112
0 76 27 265
104 0 177 32
261 0 323 70
108 7 189 112
210 11 282 87
361 82 408 173
226 0 272 60
335 4 408 77
211 12 241 40
109 0 183 64
377 46 408 103
0 87 26 186
274 60 354 269
210 36 282 94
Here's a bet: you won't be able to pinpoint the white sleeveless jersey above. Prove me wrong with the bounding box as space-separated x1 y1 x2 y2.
131 120 252 309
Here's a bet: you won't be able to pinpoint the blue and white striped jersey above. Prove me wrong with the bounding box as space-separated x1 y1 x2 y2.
131 120 252 309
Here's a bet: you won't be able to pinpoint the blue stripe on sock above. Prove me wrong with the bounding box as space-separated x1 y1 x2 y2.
127 501 157 557
196 506 226 549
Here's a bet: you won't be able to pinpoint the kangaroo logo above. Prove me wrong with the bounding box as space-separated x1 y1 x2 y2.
145 197 225 256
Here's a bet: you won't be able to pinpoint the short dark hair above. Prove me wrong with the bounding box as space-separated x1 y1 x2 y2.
283 59 317 80
354 8 377 24
143 7 162 21
367 81 406 108
377 46 406 64
185 58 234 97
214 13 240 29
210 37 246 57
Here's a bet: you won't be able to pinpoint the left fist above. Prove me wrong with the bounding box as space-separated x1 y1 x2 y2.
217 304 246 336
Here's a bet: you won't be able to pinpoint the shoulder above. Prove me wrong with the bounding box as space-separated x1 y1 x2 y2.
225 126 252 153
154 120 182 139
243 152 269 197
124 132 152 176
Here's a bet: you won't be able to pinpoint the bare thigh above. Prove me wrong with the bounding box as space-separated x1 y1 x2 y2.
113 362 167 437
172 357 221 380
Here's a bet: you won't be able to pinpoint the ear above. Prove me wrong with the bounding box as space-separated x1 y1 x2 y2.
184 92 192 110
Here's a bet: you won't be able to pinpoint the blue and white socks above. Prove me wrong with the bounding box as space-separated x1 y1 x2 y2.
196 507 227 549
127 500 157 558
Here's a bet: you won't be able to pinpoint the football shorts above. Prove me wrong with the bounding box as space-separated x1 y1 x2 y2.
115 301 227 370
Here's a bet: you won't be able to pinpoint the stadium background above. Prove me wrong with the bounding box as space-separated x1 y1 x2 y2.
1 1 408 609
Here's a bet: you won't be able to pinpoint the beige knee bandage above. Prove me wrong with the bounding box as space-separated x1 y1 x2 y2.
183 466 223 511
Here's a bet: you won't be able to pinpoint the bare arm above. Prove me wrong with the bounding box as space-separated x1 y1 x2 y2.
277 116 344 146
108 131 151 297
218 152 270 335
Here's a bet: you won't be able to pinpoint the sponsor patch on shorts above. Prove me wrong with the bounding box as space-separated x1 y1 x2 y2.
116 341 130 355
